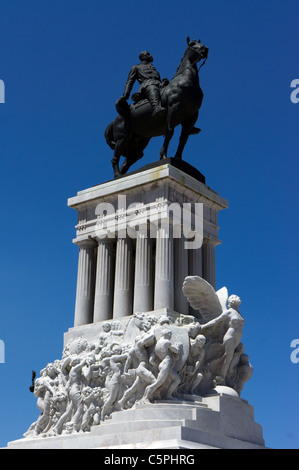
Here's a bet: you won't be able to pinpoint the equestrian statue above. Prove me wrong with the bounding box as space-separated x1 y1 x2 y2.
105 37 209 178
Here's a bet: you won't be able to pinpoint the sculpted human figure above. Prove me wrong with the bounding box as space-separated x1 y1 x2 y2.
96 322 112 351
151 314 172 338
119 332 156 409
24 362 61 437
157 315 170 327
180 334 206 395
83 359 105 389
144 329 181 402
96 323 124 357
81 353 97 386
51 355 90 435
62 338 89 359
121 51 166 116
81 387 103 431
200 294 245 384
186 322 201 340
101 344 128 420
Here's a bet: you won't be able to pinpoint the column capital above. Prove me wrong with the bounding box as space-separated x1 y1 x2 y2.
74 237 97 248
93 236 115 244
203 237 221 247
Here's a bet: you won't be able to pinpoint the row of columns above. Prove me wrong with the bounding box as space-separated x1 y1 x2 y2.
74 230 217 327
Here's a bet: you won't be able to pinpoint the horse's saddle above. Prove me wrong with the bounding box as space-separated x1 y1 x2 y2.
131 78 170 107
131 95 148 109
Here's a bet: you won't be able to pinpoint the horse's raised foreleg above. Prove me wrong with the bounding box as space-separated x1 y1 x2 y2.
174 113 199 160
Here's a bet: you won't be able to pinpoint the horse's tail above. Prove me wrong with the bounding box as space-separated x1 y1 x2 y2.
104 121 116 150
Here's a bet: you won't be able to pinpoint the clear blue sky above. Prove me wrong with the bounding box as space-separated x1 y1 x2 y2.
0 0 298 449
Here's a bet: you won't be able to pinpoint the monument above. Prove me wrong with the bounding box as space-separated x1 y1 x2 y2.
7 38 265 449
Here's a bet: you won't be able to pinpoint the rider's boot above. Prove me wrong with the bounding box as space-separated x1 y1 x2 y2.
147 87 166 116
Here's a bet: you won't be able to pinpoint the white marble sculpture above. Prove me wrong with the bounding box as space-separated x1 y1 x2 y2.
182 276 246 387
24 277 253 439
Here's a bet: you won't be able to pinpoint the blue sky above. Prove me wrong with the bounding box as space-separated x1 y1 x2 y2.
0 0 298 449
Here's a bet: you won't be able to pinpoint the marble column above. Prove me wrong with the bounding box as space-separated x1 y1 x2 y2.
188 245 203 277
154 222 174 310
74 239 97 327
93 238 115 323
133 225 153 313
188 245 203 316
202 238 217 289
113 237 133 318
174 236 189 314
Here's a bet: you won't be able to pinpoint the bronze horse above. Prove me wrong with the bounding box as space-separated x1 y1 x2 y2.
105 38 209 178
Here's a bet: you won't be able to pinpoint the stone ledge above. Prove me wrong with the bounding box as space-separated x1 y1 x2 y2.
67 160 228 211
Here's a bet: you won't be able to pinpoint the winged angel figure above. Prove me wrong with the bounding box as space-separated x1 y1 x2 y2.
182 276 246 386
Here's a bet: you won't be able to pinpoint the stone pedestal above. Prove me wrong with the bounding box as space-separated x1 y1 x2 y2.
68 159 228 328
6 159 267 450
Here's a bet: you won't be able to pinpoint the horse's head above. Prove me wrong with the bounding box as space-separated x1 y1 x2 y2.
186 37 209 64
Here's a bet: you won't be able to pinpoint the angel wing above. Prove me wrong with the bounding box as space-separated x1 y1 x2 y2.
216 286 228 312
182 276 227 321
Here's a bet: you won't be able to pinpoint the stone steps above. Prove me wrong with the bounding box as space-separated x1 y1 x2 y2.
6 393 266 449
91 418 185 436
101 405 197 424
